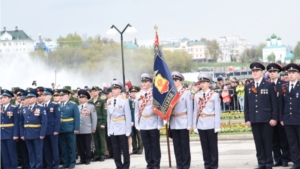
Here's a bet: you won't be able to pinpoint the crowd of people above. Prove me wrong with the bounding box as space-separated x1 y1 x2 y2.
1 62 300 169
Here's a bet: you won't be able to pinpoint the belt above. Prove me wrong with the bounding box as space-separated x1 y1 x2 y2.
171 112 187 117
0 123 14 127
111 117 126 122
141 113 157 118
199 114 215 118
24 124 41 128
61 118 74 122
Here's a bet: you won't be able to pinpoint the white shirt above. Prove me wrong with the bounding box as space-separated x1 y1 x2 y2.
271 79 278 85
289 81 297 92
254 78 263 88
3 103 10 111
44 100 51 107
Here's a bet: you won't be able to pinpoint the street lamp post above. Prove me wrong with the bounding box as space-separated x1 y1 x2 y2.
106 24 137 87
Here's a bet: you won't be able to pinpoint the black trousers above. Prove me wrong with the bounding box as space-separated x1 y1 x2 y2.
110 135 130 169
140 129 161 169
285 125 300 166
132 126 143 153
105 125 114 156
272 122 290 163
198 129 218 169
171 129 191 169
76 134 92 163
252 123 273 168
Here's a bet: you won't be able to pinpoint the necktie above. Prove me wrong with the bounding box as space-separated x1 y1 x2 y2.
290 84 294 93
113 99 116 107
145 93 148 98
256 83 259 89
203 93 206 98
81 105 84 111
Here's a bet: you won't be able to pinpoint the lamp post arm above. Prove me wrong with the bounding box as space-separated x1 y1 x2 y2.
121 24 132 34
110 25 122 34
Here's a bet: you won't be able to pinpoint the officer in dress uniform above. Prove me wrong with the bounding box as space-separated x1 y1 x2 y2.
36 86 45 104
0 90 19 169
20 89 47 169
135 73 164 169
103 88 114 159
53 89 61 103
89 86 107 162
107 80 132 169
169 71 193 169
43 88 61 169
244 62 278 169
267 63 290 167
63 86 79 105
129 86 143 155
58 89 80 169
279 63 300 169
76 89 97 165
193 74 221 169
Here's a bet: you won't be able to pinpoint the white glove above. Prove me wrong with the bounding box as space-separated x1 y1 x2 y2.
157 126 162 130
187 126 191 130
163 120 167 126
214 128 220 133
194 128 198 134
126 133 130 137
107 134 110 137
136 127 140 131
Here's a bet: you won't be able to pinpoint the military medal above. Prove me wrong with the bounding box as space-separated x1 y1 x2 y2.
50 108 54 112
261 89 263 94
118 105 122 109
249 88 251 94
297 93 299 98
34 108 40 116
7 111 13 118
266 89 268 94
277 92 279 97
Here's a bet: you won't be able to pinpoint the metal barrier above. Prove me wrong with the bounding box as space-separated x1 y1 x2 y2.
214 88 243 112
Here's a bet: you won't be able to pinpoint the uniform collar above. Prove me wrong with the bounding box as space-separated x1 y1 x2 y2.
4 103 10 110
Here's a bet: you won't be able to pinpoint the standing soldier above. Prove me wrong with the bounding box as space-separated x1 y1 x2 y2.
53 89 61 103
59 89 80 169
0 89 19 169
279 63 300 169
20 89 47 169
103 88 114 159
89 86 106 162
244 62 278 169
36 86 45 104
170 71 193 169
76 89 97 165
129 86 143 155
43 88 61 169
63 86 79 105
135 73 164 169
193 74 221 169
267 63 290 167
107 80 131 169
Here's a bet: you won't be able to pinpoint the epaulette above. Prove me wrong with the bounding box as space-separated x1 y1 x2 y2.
11 105 16 108
282 83 288 87
38 103 43 106
52 102 57 104
121 95 128 100
70 101 76 104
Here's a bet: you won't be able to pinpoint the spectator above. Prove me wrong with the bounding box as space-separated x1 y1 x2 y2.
236 81 245 112
221 86 231 112
229 80 237 110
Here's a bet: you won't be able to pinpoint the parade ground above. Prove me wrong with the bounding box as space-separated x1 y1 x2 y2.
74 135 291 169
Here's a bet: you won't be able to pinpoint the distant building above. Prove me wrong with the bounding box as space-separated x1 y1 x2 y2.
218 36 251 62
0 26 35 56
34 34 57 52
262 34 293 63
162 38 208 62
124 41 138 49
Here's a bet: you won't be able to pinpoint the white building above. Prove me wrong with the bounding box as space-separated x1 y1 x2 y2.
218 36 250 62
262 34 293 63
0 26 35 56
162 38 208 62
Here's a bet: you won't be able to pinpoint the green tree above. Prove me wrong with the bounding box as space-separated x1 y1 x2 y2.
255 43 266 60
267 53 276 62
57 33 82 48
240 48 257 62
293 42 300 59
201 38 222 61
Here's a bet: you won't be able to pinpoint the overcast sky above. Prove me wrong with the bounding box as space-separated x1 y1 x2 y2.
1 0 300 47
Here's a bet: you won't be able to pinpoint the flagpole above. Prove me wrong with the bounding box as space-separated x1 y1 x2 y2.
165 121 172 169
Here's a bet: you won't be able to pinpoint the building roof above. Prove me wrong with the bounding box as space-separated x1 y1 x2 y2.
270 33 277 39
285 51 294 61
266 38 271 41
163 38 205 48
277 37 281 40
124 42 138 49
0 30 32 40
263 44 286 49
180 38 189 42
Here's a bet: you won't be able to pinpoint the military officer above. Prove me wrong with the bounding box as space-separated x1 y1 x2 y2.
53 89 61 103
129 86 143 155
170 71 193 169
0 89 19 169
42 88 61 169
58 89 80 169
63 86 79 105
36 86 45 104
107 80 132 169
279 63 300 169
89 86 107 162
193 74 221 169
244 62 278 169
76 89 97 165
20 89 47 169
135 73 164 169
267 63 290 167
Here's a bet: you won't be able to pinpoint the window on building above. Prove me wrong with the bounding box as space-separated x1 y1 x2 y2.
23 43 25 45
9 43 11 46
280 54 282 58
3 43 6 46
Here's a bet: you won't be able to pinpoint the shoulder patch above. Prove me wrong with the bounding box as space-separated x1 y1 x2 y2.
70 101 76 104
38 103 43 106
11 105 16 108
52 102 57 104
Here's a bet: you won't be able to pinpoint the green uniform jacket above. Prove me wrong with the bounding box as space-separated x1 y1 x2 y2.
88 97 107 126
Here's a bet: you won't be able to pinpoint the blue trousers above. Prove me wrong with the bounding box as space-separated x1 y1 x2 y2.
44 135 59 169
59 132 76 168
1 139 18 169
19 139 30 169
25 139 44 169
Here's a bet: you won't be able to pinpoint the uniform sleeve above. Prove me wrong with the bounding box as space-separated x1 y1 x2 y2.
244 85 250 122
279 91 284 121
214 93 221 131
270 83 279 120
73 104 80 131
91 105 97 131
124 100 132 135
54 104 61 133
106 100 111 136
19 108 25 137
134 96 140 129
193 95 199 129
13 107 19 137
100 100 107 126
186 91 193 130
40 107 48 137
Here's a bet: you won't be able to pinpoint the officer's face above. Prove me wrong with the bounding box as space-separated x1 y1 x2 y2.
173 79 181 88
130 92 137 99
53 95 60 102
27 97 37 105
91 90 99 97
60 94 69 102
268 70 279 79
43 95 52 102
37 95 45 103
16 95 21 102
141 80 151 90
200 82 210 90
21 98 29 106
79 96 87 104
1 96 11 105
288 71 298 82
251 69 262 80
112 88 121 97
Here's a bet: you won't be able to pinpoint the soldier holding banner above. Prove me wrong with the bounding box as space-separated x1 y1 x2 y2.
193 73 221 169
